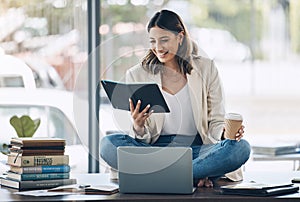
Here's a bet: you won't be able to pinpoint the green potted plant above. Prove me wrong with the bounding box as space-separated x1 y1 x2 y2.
1 115 40 155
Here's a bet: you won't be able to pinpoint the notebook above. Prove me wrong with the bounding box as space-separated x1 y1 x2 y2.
101 80 170 113
220 182 299 196
117 146 196 194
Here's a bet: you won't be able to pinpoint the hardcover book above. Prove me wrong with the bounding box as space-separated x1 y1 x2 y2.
9 165 71 174
7 154 69 167
9 147 65 156
0 177 76 191
6 171 70 181
220 182 299 196
10 137 66 147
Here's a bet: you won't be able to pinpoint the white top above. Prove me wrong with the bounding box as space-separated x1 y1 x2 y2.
161 84 198 136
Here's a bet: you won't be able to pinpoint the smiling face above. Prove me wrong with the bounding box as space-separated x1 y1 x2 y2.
149 26 183 67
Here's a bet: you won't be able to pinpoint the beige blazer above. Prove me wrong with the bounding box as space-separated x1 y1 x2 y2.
125 55 242 181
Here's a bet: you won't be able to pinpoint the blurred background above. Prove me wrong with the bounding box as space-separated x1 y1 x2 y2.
1 0 300 173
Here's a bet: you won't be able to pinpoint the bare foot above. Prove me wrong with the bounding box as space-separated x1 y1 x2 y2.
197 177 213 187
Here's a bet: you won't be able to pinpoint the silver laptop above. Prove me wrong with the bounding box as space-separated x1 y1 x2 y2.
117 146 195 194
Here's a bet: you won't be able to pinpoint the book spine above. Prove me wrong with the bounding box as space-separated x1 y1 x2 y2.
22 165 71 173
20 178 77 191
9 151 65 156
8 155 69 167
18 173 70 181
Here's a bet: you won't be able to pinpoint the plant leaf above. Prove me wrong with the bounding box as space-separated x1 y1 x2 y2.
9 116 24 137
10 115 41 137
20 116 37 137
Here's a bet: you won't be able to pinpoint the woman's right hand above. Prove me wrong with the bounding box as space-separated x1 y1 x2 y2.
129 99 153 135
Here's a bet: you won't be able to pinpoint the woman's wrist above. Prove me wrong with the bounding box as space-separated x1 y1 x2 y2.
133 124 145 136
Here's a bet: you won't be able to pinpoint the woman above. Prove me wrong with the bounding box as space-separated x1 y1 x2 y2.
100 9 250 187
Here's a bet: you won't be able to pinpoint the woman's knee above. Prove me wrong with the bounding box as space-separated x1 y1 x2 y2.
100 135 110 148
222 139 251 164
100 136 111 160
101 133 127 146
100 134 136 154
235 139 251 163
100 134 123 157
240 139 251 154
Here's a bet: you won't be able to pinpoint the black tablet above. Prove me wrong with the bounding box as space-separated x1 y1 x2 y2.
101 80 170 113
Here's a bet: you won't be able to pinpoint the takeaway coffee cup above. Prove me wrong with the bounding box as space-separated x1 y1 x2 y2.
224 113 243 140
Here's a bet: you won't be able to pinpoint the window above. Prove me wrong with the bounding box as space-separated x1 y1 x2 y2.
1 0 300 173
100 0 300 143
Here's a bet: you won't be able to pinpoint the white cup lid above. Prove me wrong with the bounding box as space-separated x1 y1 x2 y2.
225 113 243 121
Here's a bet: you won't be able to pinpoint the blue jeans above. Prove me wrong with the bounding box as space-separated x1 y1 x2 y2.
100 134 250 182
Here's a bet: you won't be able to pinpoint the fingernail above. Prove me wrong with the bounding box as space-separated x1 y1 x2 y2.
147 104 150 108
138 100 141 103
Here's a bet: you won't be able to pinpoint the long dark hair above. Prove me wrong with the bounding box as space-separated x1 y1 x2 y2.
141 10 195 75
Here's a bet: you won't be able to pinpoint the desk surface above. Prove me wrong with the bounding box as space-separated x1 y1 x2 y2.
1 171 300 202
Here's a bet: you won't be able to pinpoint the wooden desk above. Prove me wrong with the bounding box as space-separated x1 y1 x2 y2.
1 171 300 201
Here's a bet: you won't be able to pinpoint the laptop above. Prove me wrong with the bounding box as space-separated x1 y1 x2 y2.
117 146 196 194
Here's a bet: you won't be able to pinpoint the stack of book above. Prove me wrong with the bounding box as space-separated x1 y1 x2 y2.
252 142 300 156
0 137 76 191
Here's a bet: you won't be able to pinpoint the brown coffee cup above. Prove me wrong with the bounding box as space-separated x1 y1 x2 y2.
224 113 243 140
